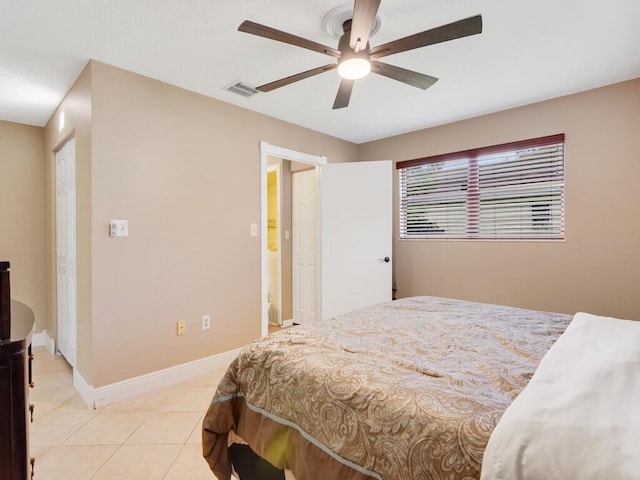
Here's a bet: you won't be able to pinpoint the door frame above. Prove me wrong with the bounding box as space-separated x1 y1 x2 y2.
259 141 326 337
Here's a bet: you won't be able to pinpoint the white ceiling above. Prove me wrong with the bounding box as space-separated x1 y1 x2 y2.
1 0 639 144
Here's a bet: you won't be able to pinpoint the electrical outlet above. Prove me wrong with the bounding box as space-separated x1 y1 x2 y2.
202 314 211 330
177 320 186 336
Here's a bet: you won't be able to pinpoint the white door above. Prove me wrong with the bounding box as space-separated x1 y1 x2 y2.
320 161 393 320
55 137 77 367
292 168 318 324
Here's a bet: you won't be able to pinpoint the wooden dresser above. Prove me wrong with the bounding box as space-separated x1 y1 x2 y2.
1 262 35 479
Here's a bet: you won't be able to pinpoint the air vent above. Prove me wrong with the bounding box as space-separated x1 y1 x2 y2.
226 81 259 98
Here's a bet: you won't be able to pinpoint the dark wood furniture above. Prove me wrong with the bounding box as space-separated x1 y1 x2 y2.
0 262 35 479
0 261 10 339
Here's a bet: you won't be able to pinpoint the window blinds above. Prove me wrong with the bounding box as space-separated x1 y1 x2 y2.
398 134 565 240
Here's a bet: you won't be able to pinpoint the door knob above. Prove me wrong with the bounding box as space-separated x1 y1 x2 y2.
379 256 390 263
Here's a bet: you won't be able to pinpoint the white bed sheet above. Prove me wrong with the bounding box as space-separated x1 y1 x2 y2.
481 312 640 480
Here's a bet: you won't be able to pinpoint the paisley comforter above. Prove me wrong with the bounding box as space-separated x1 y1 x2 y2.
202 296 571 480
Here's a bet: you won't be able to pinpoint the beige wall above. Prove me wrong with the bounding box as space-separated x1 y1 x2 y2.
44 61 356 387
0 121 46 331
358 78 640 320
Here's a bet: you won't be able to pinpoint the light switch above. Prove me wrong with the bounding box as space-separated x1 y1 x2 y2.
109 220 128 238
250 223 258 237
284 230 290 240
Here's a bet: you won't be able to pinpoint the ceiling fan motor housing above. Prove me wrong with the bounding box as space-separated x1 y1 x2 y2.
337 19 371 79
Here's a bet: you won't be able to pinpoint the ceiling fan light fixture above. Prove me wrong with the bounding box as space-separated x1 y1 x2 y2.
338 57 371 80
238 1 483 110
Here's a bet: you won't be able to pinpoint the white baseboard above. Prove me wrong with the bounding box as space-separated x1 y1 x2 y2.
32 333 242 409
73 369 95 409
90 347 243 409
32 330 55 355
282 319 294 327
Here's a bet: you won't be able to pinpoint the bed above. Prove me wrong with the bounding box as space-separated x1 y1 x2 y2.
481 311 640 479
202 296 577 479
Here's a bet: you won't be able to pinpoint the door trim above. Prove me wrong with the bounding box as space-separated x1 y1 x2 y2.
259 141 326 337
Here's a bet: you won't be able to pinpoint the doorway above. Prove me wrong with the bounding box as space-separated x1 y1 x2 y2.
55 136 77 367
266 158 319 330
260 142 326 337
260 143 393 337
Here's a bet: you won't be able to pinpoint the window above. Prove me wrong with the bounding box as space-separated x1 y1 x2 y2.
398 134 565 240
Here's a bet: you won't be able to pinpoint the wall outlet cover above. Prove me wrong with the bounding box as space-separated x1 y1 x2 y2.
109 220 129 238
177 320 186 336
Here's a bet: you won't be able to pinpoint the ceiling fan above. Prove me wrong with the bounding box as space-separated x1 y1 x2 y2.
238 0 482 109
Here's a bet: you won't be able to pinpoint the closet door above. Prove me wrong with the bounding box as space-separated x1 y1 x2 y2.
55 137 77 367
292 168 318 325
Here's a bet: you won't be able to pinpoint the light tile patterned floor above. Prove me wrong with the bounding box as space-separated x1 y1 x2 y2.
30 346 226 480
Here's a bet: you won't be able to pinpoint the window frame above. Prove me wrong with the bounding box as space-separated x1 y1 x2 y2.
397 133 565 241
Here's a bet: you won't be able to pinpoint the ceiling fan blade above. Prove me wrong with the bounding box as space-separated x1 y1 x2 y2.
370 15 482 59
371 61 438 90
350 0 381 52
332 79 354 109
257 64 337 92
239 20 341 58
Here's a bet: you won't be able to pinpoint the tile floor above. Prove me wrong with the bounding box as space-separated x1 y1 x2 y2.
30 346 227 480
